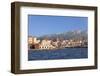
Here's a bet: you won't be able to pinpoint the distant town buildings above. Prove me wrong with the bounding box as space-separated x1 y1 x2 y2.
28 36 40 49
39 40 55 49
28 36 88 50
28 36 40 44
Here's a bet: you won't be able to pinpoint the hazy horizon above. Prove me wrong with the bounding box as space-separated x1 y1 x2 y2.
28 30 87 38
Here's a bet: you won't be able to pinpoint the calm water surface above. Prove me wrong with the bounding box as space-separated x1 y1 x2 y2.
28 48 88 61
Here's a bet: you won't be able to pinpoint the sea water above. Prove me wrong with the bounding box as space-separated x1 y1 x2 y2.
28 48 88 60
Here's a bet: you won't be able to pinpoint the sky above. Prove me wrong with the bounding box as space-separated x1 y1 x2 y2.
28 15 88 37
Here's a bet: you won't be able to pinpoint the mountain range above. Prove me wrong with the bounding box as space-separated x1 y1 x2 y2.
38 30 88 40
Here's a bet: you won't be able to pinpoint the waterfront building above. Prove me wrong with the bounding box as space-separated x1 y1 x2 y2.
28 36 33 45
28 36 40 45
39 39 55 49
28 36 40 49
51 41 58 47
28 36 87 49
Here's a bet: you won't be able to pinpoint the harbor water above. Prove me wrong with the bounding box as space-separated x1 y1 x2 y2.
28 48 88 60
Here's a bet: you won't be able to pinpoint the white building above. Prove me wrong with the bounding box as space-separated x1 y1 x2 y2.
39 40 55 49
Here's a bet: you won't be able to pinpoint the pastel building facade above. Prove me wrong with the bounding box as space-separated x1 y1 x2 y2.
28 36 40 45
28 36 40 49
28 36 55 49
39 40 55 49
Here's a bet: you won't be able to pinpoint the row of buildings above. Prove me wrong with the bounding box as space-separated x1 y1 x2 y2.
28 36 55 49
28 36 87 50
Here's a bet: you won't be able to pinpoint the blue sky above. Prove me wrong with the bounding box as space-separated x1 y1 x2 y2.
28 15 88 37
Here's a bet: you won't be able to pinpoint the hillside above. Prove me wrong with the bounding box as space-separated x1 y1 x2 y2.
38 30 88 40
